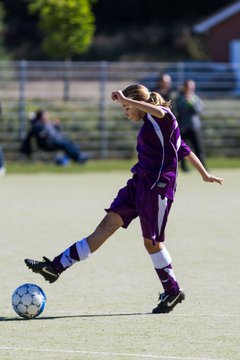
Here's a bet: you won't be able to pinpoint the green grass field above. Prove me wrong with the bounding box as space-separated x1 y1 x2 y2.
5 157 240 174
0 169 239 360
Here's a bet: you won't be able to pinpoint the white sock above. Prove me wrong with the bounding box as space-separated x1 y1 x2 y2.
150 247 172 269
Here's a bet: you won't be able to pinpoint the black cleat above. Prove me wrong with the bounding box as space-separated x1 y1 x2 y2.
152 290 185 314
24 256 60 283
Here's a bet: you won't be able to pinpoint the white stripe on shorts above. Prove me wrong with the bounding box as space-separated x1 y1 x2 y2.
158 196 168 237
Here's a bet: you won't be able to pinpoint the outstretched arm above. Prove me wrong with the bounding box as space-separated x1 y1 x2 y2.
185 152 224 185
112 90 166 118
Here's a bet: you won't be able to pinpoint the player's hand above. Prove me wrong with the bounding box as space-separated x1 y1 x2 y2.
202 173 224 185
111 90 126 103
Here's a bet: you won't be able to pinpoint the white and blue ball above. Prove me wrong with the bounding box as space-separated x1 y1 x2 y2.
12 283 46 319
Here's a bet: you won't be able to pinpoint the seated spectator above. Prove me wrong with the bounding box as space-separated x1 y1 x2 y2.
20 110 89 165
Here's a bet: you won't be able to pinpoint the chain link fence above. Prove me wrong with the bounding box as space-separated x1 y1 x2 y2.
0 60 240 160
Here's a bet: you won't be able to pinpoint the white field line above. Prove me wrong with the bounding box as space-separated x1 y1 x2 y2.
0 346 229 360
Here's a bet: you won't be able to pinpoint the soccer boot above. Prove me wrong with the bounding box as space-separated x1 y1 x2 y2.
152 290 185 314
24 256 60 283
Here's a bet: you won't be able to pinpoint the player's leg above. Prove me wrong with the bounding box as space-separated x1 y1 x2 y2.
52 211 124 271
51 177 138 274
139 194 185 313
144 239 180 294
25 177 137 283
25 212 123 283
87 211 124 252
144 239 185 314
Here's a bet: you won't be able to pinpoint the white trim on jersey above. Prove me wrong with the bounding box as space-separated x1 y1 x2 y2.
176 136 181 151
147 114 165 189
169 121 180 191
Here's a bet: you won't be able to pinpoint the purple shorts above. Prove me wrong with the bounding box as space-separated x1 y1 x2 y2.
105 174 173 243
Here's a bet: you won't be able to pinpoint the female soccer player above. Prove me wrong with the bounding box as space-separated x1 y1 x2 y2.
25 84 223 314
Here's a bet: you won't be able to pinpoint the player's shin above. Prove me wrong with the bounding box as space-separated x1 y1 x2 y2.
150 247 180 295
52 238 91 273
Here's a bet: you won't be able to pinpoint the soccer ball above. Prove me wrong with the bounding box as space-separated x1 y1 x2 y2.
12 283 46 319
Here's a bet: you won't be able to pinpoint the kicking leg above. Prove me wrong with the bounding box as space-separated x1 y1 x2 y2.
25 212 123 283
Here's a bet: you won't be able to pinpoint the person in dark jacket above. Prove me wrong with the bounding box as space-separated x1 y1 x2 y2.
175 80 206 172
153 73 173 102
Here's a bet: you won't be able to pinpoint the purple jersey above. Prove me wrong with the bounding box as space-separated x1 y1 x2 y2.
131 107 191 200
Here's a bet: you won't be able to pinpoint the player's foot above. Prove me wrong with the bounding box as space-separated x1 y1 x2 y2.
78 152 90 164
152 290 185 314
24 257 60 283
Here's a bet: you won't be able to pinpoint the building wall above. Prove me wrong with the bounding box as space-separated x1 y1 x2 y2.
206 12 240 62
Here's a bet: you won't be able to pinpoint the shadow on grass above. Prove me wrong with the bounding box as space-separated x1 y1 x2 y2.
0 312 151 321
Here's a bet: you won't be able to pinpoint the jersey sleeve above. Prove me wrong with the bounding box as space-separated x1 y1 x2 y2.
178 139 191 161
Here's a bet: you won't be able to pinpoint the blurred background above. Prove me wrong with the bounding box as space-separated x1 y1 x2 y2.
0 0 239 164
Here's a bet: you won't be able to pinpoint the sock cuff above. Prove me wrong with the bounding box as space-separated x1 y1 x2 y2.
150 247 172 269
76 238 91 261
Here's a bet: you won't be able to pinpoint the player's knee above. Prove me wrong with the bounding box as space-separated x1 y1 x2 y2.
144 238 163 254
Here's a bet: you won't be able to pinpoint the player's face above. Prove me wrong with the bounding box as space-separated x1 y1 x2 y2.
122 105 144 122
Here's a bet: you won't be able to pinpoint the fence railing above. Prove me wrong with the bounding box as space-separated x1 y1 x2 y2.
0 60 240 160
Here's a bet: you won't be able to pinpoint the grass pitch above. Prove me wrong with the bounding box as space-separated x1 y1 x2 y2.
0 169 239 360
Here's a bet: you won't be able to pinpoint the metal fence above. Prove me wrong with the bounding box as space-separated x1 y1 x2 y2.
0 60 240 160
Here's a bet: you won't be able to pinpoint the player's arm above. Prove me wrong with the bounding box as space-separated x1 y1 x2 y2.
112 90 166 118
185 151 224 185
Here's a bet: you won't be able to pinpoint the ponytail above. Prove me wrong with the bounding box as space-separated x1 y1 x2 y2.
149 92 171 108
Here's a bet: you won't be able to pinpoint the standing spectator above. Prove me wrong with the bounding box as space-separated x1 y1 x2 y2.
20 110 89 165
175 79 206 172
154 73 172 102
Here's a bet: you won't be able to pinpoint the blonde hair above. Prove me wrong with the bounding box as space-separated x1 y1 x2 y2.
122 83 171 108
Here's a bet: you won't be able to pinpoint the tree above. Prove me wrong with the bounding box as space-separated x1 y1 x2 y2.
1 0 232 60
27 0 96 59
0 2 10 59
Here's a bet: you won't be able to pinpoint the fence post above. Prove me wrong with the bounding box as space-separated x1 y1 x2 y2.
176 62 185 89
18 60 27 140
63 60 71 101
99 61 108 159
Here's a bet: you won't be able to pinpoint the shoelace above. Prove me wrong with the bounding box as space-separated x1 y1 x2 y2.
159 293 169 302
